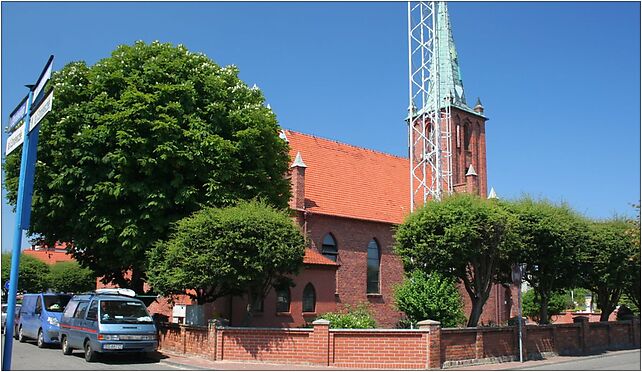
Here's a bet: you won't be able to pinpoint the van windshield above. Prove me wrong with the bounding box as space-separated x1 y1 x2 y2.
100 300 152 324
44 295 72 312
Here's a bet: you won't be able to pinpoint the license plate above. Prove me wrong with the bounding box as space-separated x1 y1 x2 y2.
103 344 123 350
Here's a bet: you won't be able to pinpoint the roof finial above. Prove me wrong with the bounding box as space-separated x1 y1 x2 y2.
488 187 497 199
291 152 307 168
465 164 477 177
474 97 484 114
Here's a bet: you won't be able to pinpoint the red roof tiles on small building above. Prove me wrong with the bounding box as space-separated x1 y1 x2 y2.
285 130 410 225
303 248 339 266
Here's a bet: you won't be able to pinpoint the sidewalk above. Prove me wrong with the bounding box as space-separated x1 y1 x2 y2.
158 349 640 371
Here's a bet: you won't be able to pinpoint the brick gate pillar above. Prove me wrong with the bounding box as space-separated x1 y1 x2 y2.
312 319 331 366
418 320 441 369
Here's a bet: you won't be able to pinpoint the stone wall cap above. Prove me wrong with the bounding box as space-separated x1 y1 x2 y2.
417 320 441 326
312 319 331 325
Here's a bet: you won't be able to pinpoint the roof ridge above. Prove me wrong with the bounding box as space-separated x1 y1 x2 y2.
283 129 408 161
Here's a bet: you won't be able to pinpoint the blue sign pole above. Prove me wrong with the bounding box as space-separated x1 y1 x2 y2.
2 89 34 371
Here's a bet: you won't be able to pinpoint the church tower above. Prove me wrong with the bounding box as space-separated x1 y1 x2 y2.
408 1 488 206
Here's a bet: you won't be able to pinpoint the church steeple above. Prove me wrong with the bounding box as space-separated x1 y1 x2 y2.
432 1 471 112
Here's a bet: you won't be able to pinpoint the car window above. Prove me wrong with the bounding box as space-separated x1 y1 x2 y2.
100 300 152 324
86 300 98 321
63 301 78 319
35 297 42 314
43 295 72 312
73 302 89 319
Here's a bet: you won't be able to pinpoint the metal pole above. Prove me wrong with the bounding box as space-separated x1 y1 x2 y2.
3 90 34 371
518 276 524 363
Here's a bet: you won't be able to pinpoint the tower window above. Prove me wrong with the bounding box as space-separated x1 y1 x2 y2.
321 234 338 262
367 239 381 294
302 283 316 313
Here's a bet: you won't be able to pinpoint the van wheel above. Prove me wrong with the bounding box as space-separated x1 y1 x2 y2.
18 326 26 343
61 336 73 355
84 340 98 362
37 329 47 348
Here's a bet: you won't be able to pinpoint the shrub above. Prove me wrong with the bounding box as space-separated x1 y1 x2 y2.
317 304 376 329
394 270 466 328
522 289 567 323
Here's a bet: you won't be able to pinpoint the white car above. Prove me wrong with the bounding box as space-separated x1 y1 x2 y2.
1 303 21 334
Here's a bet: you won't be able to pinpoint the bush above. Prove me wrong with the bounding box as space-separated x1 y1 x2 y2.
394 270 466 328
1 253 50 294
48 261 96 293
522 289 567 323
317 304 376 329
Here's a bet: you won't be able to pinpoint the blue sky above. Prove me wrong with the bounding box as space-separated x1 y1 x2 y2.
1 2 640 252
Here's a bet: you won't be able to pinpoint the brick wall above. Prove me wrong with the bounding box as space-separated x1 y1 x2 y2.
158 318 641 369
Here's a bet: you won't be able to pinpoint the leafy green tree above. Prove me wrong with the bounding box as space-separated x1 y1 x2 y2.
522 289 567 323
624 202 641 311
317 304 377 329
508 198 588 324
395 193 520 327
47 261 96 293
579 218 637 321
393 270 466 328
146 200 305 322
1 253 50 294
4 41 291 293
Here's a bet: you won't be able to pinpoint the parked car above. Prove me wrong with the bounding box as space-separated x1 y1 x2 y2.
59 288 158 362
2 303 21 334
14 293 72 347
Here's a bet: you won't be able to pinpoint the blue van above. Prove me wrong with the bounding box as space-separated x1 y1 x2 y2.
59 289 157 362
15 293 72 348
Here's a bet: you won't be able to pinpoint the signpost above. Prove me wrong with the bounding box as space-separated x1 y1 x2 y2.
512 263 525 363
2 55 54 371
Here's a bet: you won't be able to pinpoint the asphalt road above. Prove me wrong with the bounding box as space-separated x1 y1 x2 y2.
1 337 184 370
515 349 641 370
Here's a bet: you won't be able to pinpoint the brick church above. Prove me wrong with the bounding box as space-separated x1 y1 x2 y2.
149 1 515 328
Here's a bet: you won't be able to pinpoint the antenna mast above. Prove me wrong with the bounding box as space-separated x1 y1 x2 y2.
407 1 453 210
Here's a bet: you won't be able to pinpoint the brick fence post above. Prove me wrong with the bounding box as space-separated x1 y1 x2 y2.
633 319 640 347
311 319 331 366
207 320 218 361
418 320 441 369
475 328 484 359
573 316 589 354
181 325 187 354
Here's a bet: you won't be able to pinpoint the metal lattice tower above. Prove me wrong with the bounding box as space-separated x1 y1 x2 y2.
407 1 455 210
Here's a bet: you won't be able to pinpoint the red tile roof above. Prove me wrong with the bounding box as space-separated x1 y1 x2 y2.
303 248 339 266
285 130 410 224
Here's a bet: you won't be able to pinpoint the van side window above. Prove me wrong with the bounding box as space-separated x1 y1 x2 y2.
86 301 98 321
63 301 78 318
35 297 42 314
73 302 89 319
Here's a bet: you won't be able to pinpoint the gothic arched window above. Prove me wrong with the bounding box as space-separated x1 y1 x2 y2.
321 234 338 262
302 283 316 313
367 239 381 294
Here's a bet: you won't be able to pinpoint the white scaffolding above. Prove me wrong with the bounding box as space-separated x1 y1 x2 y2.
407 1 453 211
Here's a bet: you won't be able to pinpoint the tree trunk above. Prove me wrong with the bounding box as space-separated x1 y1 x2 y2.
538 292 549 325
467 297 486 327
128 268 146 294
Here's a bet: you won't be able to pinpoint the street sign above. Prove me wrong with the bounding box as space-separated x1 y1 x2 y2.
5 123 25 155
8 95 28 133
31 55 53 105
29 90 53 131
5 91 53 156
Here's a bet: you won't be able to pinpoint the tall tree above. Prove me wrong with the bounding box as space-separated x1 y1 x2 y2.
580 218 637 321
4 42 291 293
508 198 588 324
394 193 520 327
146 200 305 324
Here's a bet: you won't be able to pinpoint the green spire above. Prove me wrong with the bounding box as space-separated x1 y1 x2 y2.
434 1 470 111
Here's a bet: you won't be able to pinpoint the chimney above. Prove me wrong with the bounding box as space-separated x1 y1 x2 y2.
465 164 479 195
290 152 307 210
